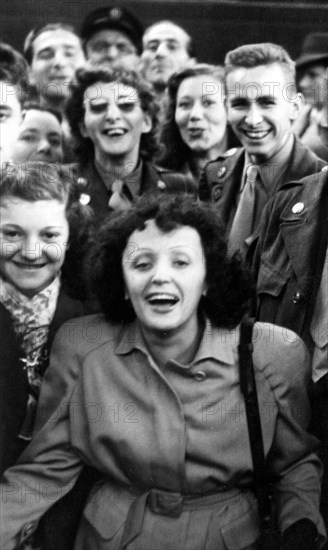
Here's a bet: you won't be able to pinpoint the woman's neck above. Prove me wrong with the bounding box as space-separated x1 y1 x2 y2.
140 318 204 370
95 154 138 183
190 136 228 178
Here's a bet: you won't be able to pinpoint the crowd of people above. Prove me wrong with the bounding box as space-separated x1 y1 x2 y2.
0 5 328 550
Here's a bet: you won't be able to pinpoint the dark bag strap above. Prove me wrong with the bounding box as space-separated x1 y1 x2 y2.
238 316 273 529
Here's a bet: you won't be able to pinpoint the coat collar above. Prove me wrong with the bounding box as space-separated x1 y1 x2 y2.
115 317 236 366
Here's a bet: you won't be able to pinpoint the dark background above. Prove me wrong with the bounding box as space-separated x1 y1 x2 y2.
1 0 328 64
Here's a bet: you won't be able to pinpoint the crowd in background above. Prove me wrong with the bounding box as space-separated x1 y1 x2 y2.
0 5 328 550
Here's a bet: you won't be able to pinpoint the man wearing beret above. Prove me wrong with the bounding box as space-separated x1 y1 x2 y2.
199 42 326 257
293 32 328 161
81 6 143 68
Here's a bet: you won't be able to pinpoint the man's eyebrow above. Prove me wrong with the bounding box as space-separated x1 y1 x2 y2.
0 105 12 112
146 39 159 47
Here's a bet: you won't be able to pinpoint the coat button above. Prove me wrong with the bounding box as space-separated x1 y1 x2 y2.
77 177 87 187
157 180 166 190
79 193 91 205
217 166 226 178
194 370 206 381
293 291 302 303
212 185 222 201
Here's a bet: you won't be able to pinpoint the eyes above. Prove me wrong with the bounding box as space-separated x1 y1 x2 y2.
1 228 62 242
131 255 190 271
36 47 78 61
229 97 277 109
177 97 217 110
88 101 137 114
19 133 62 147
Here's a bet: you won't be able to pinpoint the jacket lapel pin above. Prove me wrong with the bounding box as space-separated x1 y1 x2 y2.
79 193 91 205
292 202 304 214
217 166 226 178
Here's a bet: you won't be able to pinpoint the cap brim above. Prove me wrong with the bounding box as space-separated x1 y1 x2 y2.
296 52 328 69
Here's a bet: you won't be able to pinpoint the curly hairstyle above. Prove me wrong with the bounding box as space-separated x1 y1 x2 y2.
66 65 160 164
0 161 92 299
0 43 29 104
88 194 253 328
158 64 227 171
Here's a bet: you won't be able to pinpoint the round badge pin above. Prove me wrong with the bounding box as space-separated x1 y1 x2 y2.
292 202 304 214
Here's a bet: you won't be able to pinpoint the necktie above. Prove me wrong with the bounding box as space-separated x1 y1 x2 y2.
108 179 133 212
228 164 258 254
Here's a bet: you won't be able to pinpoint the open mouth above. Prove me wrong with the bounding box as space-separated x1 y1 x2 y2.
188 128 204 138
146 293 179 307
13 262 46 270
104 128 127 137
243 129 271 140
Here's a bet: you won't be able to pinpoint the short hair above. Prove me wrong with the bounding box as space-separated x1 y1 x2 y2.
225 42 296 87
0 162 92 298
88 194 252 328
22 101 62 124
66 65 160 164
0 43 29 105
143 20 196 59
159 64 225 171
24 23 81 65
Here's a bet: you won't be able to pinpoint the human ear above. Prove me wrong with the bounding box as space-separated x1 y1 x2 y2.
142 113 152 134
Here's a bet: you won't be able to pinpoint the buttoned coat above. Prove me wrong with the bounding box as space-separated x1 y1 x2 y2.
0 315 325 549
253 169 328 351
199 138 326 250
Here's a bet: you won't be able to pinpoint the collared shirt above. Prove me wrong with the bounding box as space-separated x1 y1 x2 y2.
95 159 143 201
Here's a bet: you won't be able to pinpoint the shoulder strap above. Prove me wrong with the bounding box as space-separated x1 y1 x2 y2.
238 316 273 528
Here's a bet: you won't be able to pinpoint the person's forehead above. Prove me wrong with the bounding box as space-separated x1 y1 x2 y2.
227 63 288 94
21 109 61 132
84 80 138 101
88 28 134 45
127 221 202 249
144 23 189 47
33 29 81 54
178 74 223 96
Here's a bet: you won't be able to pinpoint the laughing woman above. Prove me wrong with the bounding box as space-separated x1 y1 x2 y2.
0 162 91 475
0 195 325 550
66 66 195 222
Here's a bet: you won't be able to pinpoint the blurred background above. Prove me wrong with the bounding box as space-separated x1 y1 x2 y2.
1 0 328 63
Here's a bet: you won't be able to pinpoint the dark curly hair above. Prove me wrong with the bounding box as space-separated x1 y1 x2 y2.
88 194 252 328
66 65 160 165
158 64 230 171
0 161 92 299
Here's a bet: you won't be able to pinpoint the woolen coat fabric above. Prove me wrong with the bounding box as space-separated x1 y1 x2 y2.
252 170 328 350
69 160 197 222
0 315 325 549
198 138 326 250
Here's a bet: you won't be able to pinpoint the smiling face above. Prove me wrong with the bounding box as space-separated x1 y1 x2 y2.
122 220 207 337
0 197 69 297
175 74 227 159
30 29 85 100
81 81 152 166
11 109 63 163
86 29 137 66
142 22 192 90
226 63 299 163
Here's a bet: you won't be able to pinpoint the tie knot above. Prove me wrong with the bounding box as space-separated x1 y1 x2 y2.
246 164 258 183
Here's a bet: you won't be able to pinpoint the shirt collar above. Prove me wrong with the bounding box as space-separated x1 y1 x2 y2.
95 159 143 200
115 317 237 366
242 133 295 195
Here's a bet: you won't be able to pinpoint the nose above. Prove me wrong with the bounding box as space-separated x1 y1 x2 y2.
155 42 168 58
37 138 51 154
245 103 263 126
151 258 172 284
105 102 122 121
53 50 66 68
20 236 43 261
105 45 119 61
190 100 204 120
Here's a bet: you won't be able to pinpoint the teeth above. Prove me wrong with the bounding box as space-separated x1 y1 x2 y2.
244 130 270 139
147 293 178 304
106 129 125 136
